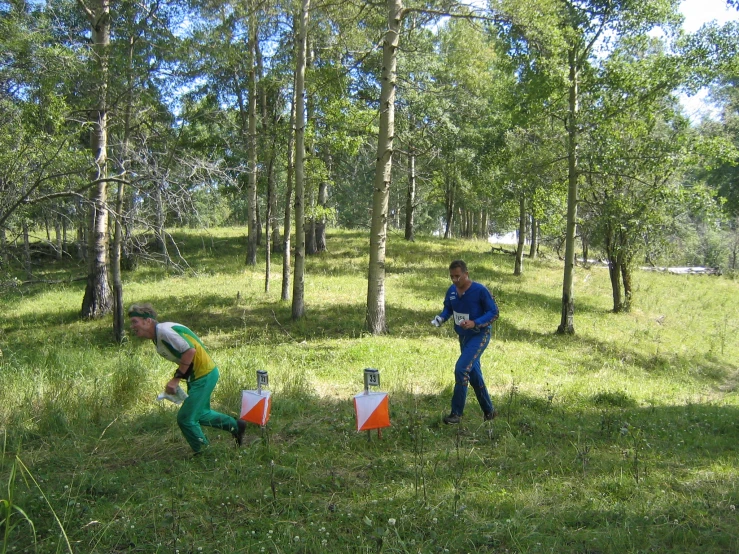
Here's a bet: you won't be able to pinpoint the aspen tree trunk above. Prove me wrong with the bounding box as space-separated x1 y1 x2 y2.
621 258 632 310
112 176 126 340
271 189 281 253
608 259 623 312
265 145 277 292
315 184 327 252
54 217 62 260
76 198 86 261
443 172 454 239
514 195 526 276
259 53 281 255
269 130 281 254
282 64 297 302
366 0 402 334
112 35 134 344
529 215 538 259
606 230 623 312
154 183 169 263
80 0 113 319
306 198 317 255
404 146 415 241
256 206 263 245
315 154 330 252
304 41 318 256
557 47 579 334
0 226 7 267
246 7 259 266
291 0 310 319
265 172 272 292
257 34 277 290
22 220 31 278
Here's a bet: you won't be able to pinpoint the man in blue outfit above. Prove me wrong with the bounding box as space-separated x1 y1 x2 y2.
431 260 499 425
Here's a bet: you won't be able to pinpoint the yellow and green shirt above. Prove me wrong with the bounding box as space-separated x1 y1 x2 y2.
154 322 216 380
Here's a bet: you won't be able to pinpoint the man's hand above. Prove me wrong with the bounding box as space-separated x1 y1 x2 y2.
459 320 475 330
165 377 181 394
431 315 443 327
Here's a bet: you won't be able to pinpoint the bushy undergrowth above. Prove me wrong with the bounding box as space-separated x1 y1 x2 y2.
1 228 738 553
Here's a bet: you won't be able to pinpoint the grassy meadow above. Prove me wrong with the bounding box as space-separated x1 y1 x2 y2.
1 228 738 554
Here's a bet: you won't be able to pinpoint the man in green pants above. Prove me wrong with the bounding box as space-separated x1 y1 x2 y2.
128 303 245 454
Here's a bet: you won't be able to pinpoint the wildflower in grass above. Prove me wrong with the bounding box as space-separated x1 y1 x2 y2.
388 518 396 526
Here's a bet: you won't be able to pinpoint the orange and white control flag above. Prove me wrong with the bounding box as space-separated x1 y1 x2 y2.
240 390 272 426
353 391 390 431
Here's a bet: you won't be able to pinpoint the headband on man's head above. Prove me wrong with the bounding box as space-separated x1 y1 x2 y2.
129 311 153 319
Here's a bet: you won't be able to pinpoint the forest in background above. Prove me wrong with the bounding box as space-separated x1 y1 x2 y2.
1 0 739 336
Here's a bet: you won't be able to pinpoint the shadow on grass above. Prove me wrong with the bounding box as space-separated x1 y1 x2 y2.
4 287 736 394
5 384 739 553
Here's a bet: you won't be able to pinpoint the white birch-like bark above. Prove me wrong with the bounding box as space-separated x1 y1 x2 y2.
514 195 526 276
282 64 297 302
292 0 310 319
558 46 579 334
246 6 259 266
80 0 113 319
366 0 403 334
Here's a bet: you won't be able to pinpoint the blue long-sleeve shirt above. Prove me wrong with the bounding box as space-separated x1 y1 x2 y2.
439 282 499 337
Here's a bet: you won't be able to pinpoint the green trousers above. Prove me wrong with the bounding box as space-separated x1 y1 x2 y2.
177 367 238 452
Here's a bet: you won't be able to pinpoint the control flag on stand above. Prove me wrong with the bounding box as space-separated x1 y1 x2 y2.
241 390 272 426
353 391 390 431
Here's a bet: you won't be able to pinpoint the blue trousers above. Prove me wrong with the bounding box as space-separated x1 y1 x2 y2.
451 330 494 417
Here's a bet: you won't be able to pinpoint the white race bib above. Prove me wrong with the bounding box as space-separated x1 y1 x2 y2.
453 311 469 325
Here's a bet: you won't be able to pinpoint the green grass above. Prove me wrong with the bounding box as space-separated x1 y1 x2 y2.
1 228 738 553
